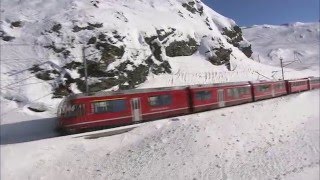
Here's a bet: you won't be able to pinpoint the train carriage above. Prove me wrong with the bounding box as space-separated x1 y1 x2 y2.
57 86 190 133
189 82 252 113
308 77 320 90
250 80 287 101
286 79 309 93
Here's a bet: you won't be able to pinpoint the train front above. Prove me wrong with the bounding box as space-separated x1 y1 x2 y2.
56 95 84 133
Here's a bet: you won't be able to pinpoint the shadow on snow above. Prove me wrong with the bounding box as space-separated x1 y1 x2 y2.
0 117 59 145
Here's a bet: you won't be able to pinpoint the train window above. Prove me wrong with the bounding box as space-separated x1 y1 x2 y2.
195 91 212 101
294 81 306 86
149 94 172 107
259 85 270 92
238 88 244 94
112 100 127 112
227 88 240 98
275 83 284 89
238 87 249 95
227 89 232 97
92 99 126 113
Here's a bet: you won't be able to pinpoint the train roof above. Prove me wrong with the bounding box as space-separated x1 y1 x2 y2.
66 81 253 101
286 78 309 82
65 85 189 100
308 76 320 80
249 79 285 84
189 81 250 89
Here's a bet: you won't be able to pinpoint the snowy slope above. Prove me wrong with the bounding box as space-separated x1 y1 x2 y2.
1 0 318 116
1 90 319 180
243 22 320 71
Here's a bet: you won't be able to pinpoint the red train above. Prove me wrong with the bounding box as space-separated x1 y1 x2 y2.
57 77 320 134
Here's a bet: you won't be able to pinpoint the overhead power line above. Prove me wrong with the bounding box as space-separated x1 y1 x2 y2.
0 74 39 90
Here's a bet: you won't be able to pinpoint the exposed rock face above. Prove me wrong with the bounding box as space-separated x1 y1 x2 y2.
208 47 232 66
165 38 199 57
222 25 253 58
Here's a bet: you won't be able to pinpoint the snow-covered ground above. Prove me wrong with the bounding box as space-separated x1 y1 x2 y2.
1 90 319 180
243 22 320 72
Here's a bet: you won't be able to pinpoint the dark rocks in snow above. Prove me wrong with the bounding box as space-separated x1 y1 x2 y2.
96 42 124 62
205 17 213 30
156 28 176 41
30 65 59 81
87 37 97 45
91 0 100 8
77 60 110 78
150 41 163 61
28 103 48 112
114 11 128 23
240 44 253 58
63 61 82 70
35 70 54 81
10 21 23 28
208 47 232 69
222 26 243 47
182 1 203 16
88 22 103 28
53 84 73 98
2 35 15 41
222 25 253 58
0 30 15 41
165 38 198 57
74 59 150 92
29 65 44 73
145 56 172 75
72 25 85 32
51 23 62 33
72 22 103 32
44 43 70 58
118 62 149 90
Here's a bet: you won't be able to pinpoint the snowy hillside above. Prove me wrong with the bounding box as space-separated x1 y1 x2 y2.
243 22 320 71
1 0 318 115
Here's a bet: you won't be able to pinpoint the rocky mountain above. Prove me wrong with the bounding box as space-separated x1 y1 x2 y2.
1 0 252 96
2 0 317 113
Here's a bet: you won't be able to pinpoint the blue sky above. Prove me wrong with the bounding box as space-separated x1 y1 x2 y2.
202 0 319 26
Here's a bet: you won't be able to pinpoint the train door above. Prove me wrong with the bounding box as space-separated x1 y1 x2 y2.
131 98 142 122
218 89 225 107
271 84 275 97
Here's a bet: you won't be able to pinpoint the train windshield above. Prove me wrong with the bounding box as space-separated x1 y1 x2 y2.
58 101 84 118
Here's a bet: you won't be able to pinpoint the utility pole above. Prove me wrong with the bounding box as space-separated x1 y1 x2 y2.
273 53 301 80
280 57 284 80
82 46 89 94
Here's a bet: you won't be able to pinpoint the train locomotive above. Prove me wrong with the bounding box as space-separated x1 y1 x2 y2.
57 77 320 134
